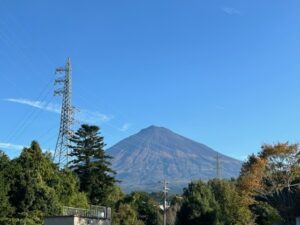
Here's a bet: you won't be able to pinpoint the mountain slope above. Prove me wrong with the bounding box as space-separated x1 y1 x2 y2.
107 126 242 192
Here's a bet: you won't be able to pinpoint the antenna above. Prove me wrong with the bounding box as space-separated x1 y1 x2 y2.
53 57 74 167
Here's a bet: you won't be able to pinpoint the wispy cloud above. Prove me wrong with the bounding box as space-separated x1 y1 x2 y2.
119 123 132 132
4 98 112 124
0 142 25 151
5 98 60 113
77 109 113 124
222 7 242 16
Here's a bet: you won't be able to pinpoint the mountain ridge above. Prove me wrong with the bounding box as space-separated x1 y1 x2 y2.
107 125 242 192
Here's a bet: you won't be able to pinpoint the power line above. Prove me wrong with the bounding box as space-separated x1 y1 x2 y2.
5 81 53 144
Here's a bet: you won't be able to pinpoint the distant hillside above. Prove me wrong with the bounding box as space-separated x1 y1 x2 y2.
107 126 242 192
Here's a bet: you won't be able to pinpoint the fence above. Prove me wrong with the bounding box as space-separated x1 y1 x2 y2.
62 205 111 220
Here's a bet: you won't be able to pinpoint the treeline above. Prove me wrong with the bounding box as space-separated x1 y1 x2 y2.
167 143 300 225
0 124 162 225
1 125 300 225
0 141 89 225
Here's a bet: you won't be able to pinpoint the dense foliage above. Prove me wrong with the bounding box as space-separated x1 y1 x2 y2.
208 179 253 225
0 141 88 225
176 180 253 225
113 192 162 225
177 181 221 225
68 124 117 205
175 143 300 225
237 143 300 225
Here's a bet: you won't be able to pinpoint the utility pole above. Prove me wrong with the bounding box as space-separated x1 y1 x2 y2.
53 57 74 167
215 153 221 179
162 179 169 225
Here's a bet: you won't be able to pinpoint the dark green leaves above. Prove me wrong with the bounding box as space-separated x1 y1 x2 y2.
68 124 117 205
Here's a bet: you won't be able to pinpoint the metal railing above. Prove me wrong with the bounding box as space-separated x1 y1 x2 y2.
62 205 111 219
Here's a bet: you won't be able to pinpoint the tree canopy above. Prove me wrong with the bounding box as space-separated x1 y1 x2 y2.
237 142 300 224
177 181 221 225
68 124 117 205
124 192 162 225
208 179 253 225
0 141 88 225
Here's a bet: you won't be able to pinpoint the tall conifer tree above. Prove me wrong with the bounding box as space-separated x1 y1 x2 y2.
68 124 116 205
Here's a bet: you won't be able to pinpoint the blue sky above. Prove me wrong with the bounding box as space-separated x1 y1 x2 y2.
0 0 300 160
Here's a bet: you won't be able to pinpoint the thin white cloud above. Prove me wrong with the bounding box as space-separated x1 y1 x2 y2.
222 7 242 16
5 98 60 113
119 123 131 132
77 109 113 124
0 142 25 151
4 98 112 124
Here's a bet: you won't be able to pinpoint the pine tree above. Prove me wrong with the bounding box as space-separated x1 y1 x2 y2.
68 124 117 205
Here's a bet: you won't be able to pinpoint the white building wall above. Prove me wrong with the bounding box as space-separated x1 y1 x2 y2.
45 216 111 225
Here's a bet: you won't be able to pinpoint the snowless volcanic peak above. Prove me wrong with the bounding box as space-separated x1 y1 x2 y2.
107 125 242 192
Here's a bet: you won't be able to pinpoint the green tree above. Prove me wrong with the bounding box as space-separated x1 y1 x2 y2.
55 169 89 209
1 141 88 225
106 185 125 225
251 201 282 225
105 185 125 208
68 124 117 205
8 141 61 220
0 151 13 218
123 192 162 225
176 181 221 225
208 179 254 225
116 203 144 225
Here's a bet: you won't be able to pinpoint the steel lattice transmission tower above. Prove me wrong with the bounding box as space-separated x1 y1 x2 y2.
53 57 74 167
